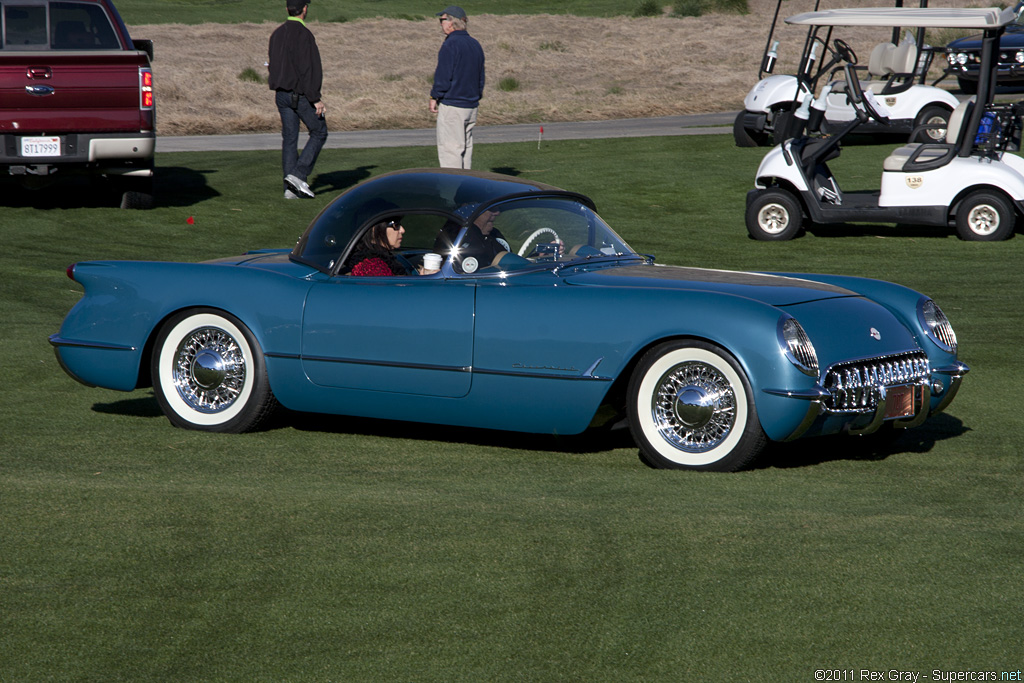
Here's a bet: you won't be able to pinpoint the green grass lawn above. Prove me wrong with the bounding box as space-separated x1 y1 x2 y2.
2 135 1022 681
114 0 663 25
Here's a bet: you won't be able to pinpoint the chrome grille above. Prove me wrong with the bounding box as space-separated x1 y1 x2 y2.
823 352 930 412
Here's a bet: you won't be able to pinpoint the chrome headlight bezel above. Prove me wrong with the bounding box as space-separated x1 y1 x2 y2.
778 315 819 378
917 297 958 354
956 52 969 65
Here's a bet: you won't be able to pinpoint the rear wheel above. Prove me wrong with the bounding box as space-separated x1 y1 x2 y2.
118 176 154 210
746 189 803 240
627 341 767 472
152 309 278 432
911 105 951 143
955 191 1015 241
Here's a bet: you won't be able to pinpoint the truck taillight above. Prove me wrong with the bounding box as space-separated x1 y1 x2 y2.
140 68 154 110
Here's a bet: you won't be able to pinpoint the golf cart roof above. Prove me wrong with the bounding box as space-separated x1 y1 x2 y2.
785 6 1017 29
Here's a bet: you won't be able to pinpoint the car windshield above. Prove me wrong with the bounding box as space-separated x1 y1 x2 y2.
445 195 638 274
290 171 639 275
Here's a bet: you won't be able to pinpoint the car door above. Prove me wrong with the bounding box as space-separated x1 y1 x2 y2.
300 215 476 399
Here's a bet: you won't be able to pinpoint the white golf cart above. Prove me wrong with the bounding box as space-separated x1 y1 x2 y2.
745 5 1024 242
735 0 959 147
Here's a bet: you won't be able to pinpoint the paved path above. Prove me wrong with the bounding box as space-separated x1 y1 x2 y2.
157 112 736 153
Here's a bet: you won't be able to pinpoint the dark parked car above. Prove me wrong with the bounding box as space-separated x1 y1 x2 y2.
946 20 1024 94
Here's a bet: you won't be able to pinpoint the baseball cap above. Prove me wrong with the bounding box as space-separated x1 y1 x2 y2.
287 0 308 11
436 5 467 20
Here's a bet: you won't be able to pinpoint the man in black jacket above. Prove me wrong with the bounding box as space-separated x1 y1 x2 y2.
268 0 327 199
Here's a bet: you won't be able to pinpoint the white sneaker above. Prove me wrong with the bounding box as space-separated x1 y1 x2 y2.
284 189 299 199
285 174 314 198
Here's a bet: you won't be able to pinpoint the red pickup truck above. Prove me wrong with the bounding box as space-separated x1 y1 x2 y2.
1 0 155 208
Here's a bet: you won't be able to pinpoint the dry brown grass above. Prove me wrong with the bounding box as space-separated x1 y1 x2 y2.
136 0 955 136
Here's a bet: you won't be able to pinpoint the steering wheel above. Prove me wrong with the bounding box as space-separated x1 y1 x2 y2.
518 227 562 257
843 63 889 125
832 39 857 65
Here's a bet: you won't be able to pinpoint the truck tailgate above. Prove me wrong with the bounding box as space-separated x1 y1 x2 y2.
0 52 150 133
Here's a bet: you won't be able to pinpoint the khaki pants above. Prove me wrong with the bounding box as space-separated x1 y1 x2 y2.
436 102 478 169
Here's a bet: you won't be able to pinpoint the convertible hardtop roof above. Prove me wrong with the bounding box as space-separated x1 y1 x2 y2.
785 6 1016 29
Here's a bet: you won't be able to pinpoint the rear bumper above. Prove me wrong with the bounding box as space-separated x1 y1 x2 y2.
3 131 154 176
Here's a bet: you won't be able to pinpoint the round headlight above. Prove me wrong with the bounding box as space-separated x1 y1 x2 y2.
956 53 968 65
1015 50 1024 64
918 298 958 354
778 316 819 377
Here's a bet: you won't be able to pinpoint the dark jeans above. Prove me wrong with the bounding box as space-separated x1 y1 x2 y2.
276 90 328 189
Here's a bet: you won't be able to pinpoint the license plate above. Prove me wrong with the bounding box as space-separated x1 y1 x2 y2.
21 136 61 157
884 385 916 419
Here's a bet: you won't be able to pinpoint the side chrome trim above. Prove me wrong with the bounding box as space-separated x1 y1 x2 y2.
48 334 136 352
299 354 472 374
282 352 613 382
763 386 830 400
475 367 613 382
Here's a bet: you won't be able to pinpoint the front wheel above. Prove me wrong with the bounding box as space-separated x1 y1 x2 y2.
627 341 767 471
151 309 278 432
746 189 803 240
955 191 1015 241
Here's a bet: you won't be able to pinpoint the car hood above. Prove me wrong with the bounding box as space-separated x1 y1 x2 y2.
564 263 857 307
948 23 1024 50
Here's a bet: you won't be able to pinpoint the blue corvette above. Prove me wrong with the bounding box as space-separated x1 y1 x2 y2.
50 169 968 471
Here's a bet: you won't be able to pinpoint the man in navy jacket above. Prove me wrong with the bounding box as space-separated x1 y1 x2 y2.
429 5 485 169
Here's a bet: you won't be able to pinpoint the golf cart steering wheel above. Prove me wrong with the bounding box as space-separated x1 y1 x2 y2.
832 39 857 65
844 63 889 125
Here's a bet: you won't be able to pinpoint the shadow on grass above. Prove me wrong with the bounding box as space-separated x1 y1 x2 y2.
0 166 220 209
803 222 953 240
154 166 221 207
762 412 970 469
311 165 376 195
92 395 165 419
287 409 638 455
91 394 970 470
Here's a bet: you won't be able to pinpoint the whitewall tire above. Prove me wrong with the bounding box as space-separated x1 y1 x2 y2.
627 341 767 471
151 309 277 432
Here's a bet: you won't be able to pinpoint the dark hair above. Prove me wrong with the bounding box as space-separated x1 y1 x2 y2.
286 0 307 16
360 219 398 253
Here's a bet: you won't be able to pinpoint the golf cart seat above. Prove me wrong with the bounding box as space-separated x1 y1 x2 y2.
883 98 974 172
830 40 918 97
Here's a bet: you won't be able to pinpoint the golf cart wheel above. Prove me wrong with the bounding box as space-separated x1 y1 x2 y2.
733 111 768 147
746 189 803 241
911 105 952 143
955 191 1015 241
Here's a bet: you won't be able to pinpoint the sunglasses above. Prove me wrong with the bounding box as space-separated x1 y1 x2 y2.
438 16 451 23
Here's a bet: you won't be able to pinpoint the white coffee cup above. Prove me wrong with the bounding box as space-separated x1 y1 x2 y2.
422 253 442 272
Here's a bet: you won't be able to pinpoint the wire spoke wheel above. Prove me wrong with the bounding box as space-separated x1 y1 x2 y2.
172 326 248 413
152 309 277 432
651 360 736 452
628 341 766 471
